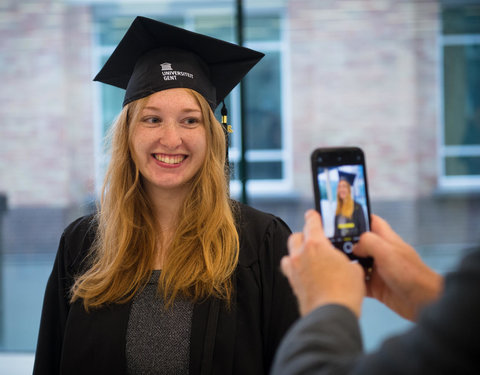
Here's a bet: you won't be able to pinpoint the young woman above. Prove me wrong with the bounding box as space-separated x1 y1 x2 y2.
33 17 298 375
334 172 367 239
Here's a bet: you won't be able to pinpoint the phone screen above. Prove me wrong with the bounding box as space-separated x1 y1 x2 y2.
311 147 372 269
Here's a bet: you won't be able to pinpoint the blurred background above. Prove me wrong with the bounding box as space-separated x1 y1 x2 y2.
1 0 479 373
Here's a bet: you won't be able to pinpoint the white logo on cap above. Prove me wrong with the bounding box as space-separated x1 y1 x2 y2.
160 63 173 71
160 62 194 82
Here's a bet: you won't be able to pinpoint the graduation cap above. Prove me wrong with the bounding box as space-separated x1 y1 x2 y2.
94 16 265 111
338 170 356 186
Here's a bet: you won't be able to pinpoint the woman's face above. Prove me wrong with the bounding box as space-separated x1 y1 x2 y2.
131 88 207 197
337 180 351 201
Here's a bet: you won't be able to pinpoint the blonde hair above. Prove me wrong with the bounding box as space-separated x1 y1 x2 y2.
335 180 354 219
71 89 239 309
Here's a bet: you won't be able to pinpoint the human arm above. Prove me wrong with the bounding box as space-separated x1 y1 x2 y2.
353 214 443 321
280 210 442 320
272 248 480 375
271 209 365 375
33 233 71 375
272 209 479 375
33 216 96 375
271 304 363 375
280 210 365 317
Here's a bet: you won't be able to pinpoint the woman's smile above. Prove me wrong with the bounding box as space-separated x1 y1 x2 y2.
153 153 187 166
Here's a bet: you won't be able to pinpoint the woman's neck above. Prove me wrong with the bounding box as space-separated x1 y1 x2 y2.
146 184 188 227
145 185 188 269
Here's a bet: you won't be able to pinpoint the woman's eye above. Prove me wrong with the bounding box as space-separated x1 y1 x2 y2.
142 116 161 124
184 117 201 126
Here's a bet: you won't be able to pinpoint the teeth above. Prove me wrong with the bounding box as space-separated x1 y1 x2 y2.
154 154 185 164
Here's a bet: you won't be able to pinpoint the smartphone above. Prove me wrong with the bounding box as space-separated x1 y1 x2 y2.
311 147 373 271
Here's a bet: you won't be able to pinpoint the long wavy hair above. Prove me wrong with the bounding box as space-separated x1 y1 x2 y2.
335 180 354 219
71 89 239 310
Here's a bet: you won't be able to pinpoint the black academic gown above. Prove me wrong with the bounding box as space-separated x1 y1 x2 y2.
33 202 299 375
334 202 366 238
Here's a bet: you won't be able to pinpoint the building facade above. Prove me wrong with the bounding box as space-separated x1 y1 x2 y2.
0 0 479 353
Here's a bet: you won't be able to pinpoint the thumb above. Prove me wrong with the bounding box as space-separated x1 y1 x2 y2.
280 256 292 280
353 214 397 259
353 230 391 261
303 209 325 241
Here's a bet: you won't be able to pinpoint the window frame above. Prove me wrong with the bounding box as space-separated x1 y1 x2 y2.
438 31 480 192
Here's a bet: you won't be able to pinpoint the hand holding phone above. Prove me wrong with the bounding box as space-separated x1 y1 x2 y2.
311 147 373 271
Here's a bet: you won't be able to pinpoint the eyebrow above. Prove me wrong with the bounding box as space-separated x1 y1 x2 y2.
142 106 201 113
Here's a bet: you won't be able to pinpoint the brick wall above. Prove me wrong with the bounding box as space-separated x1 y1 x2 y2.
0 0 442 206
2 0 477 254
288 0 440 200
0 0 94 207
1 0 443 208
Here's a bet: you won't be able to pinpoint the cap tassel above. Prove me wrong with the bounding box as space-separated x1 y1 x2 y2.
220 101 232 184
221 101 233 133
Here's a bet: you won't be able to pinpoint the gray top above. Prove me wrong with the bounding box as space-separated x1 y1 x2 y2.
126 270 194 375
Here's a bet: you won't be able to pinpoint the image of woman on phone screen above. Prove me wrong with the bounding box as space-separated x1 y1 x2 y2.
334 170 366 239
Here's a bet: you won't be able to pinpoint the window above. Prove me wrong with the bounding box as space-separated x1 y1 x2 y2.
439 3 480 191
93 3 289 199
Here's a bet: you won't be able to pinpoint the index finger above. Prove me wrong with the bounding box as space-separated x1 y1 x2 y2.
303 209 325 241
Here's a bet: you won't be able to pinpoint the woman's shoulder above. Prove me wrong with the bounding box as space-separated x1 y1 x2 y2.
233 201 292 266
62 214 97 243
233 201 291 234
59 214 98 272
353 201 365 211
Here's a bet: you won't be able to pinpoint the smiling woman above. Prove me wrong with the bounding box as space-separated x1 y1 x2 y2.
334 171 366 240
33 16 298 375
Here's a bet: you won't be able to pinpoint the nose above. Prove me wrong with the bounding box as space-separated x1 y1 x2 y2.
159 122 182 149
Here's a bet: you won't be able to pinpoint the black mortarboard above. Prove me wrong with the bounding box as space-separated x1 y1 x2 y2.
94 16 265 109
338 170 356 186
